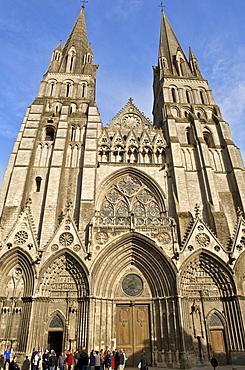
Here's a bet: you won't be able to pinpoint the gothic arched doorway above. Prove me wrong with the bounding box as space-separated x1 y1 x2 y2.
208 312 228 365
48 315 64 356
91 233 178 367
36 251 89 352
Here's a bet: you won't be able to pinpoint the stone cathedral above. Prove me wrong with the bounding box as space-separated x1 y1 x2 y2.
0 6 245 368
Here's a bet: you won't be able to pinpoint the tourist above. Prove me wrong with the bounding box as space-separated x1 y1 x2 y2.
22 356 30 370
139 350 148 370
65 351 73 370
9 357 19 370
78 349 89 370
4 346 11 370
42 350 49 370
104 351 111 370
49 352 57 370
89 351 95 370
94 351 100 370
117 350 124 370
57 352 66 370
33 352 41 370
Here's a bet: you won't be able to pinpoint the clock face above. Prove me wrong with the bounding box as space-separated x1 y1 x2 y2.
122 274 143 296
122 114 141 128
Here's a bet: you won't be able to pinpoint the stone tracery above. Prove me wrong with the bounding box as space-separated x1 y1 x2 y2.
100 175 161 220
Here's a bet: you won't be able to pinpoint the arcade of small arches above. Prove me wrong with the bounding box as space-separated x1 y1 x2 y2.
45 100 89 116
44 79 88 99
168 84 212 105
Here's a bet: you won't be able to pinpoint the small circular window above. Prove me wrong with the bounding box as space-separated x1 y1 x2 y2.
122 274 143 296
59 232 74 246
14 231 28 245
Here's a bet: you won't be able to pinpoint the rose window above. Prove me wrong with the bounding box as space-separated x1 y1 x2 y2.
14 231 28 245
59 232 74 246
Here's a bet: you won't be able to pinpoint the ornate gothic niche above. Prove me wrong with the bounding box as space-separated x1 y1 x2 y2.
38 254 89 299
180 253 234 299
97 174 164 228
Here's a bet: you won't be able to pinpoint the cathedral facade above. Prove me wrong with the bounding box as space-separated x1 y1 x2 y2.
0 6 245 368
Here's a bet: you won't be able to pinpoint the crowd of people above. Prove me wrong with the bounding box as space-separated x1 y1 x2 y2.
2 347 148 370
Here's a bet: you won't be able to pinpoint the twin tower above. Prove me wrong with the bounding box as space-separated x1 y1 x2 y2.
0 6 245 368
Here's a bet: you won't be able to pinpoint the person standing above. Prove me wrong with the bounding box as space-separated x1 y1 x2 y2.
42 350 49 370
78 349 89 370
89 351 95 370
117 350 124 370
22 356 30 370
139 350 148 370
49 352 57 370
65 351 73 370
94 351 100 370
104 351 112 370
57 352 66 370
4 346 11 370
33 352 41 370
9 356 19 370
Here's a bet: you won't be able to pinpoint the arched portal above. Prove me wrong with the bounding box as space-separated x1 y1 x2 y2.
48 314 65 356
208 311 228 364
91 233 178 367
35 251 89 353
0 249 35 354
179 251 242 365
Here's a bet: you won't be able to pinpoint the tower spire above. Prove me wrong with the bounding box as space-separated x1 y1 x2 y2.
58 6 92 74
158 10 197 78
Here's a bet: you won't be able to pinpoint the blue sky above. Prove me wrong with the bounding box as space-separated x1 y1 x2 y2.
0 0 245 184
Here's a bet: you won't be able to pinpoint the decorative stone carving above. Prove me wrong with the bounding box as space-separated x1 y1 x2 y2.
157 232 171 244
122 113 141 128
73 244 81 252
195 233 210 247
14 268 22 280
14 231 28 245
95 232 109 245
59 232 74 246
51 244 59 251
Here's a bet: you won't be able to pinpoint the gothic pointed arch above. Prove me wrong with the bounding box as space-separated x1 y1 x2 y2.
91 232 177 298
0 248 35 297
48 311 65 330
179 250 235 298
95 168 166 218
207 309 226 329
37 250 89 298
0 248 35 353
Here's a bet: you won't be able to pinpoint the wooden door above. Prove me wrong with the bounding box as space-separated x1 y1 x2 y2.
116 304 151 366
210 330 228 365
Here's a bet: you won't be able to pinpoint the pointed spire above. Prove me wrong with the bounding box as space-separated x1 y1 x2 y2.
59 6 92 74
189 47 203 78
158 10 198 78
